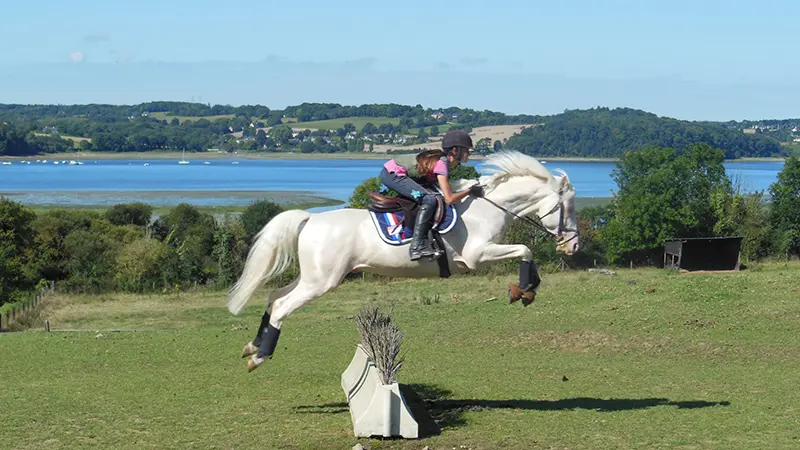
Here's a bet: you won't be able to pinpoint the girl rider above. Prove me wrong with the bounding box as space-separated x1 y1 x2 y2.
379 129 483 260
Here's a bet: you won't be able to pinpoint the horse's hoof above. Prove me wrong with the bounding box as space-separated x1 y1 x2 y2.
241 342 258 358
508 284 523 303
521 291 536 307
247 356 264 373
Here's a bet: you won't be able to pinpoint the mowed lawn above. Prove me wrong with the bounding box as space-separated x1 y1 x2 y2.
2 262 800 449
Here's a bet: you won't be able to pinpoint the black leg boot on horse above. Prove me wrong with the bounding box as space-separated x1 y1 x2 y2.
241 310 270 358
509 260 541 306
409 201 443 261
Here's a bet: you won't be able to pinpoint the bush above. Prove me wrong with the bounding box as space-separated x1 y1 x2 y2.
240 199 284 242
213 217 249 287
29 209 103 282
115 238 170 292
104 202 153 227
0 197 37 306
61 229 120 293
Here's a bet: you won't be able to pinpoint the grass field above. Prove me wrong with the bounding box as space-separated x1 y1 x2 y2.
148 112 236 124
2 261 799 449
33 133 93 148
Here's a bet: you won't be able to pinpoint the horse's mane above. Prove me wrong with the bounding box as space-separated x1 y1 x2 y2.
450 151 574 198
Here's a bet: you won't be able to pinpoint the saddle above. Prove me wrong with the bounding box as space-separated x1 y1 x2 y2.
367 192 446 226
366 191 455 278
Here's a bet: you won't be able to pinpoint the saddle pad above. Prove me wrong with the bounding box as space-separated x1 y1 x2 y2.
368 204 459 246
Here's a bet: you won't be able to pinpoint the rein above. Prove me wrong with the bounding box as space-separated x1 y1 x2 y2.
476 184 580 245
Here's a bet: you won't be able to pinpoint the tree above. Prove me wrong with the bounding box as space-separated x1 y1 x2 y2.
255 129 268 147
362 122 377 135
769 156 800 256
601 143 733 264
269 124 293 145
0 198 37 305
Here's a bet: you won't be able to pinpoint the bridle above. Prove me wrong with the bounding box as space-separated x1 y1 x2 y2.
477 184 580 246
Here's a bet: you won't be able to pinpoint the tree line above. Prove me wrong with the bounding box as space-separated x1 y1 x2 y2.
503 107 787 159
0 103 793 158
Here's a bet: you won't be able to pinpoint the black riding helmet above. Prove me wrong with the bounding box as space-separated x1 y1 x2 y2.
441 129 473 162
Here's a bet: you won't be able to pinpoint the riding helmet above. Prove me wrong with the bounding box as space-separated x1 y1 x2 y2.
441 129 473 150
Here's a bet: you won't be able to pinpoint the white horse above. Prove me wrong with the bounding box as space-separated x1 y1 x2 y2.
228 151 580 372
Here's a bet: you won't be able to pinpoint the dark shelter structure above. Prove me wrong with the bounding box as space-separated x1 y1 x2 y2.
663 236 743 271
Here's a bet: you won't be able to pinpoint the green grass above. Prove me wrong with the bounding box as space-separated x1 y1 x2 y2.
148 112 235 124
2 261 799 448
285 116 401 131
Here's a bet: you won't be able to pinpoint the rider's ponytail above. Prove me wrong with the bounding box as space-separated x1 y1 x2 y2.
416 149 445 177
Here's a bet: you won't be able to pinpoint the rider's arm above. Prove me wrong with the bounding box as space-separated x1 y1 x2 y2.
437 174 472 204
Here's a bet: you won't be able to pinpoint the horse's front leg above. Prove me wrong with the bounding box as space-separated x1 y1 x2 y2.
473 243 540 306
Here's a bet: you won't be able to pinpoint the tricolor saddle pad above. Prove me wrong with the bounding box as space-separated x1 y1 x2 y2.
366 192 459 245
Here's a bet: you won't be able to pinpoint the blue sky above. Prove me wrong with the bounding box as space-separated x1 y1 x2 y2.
0 0 797 121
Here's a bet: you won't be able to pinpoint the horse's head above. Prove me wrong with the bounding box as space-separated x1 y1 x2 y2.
539 171 580 256
478 152 580 256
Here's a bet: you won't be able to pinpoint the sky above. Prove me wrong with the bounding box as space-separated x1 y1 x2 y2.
0 0 797 121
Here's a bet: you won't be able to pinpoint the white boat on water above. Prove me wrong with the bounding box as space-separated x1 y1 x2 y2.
178 149 190 164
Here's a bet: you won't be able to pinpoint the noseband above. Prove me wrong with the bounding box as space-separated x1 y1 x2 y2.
478 184 580 245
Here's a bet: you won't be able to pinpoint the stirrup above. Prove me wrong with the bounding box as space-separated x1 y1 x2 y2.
410 243 443 261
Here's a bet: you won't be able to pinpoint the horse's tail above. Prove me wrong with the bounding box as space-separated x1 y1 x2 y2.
227 209 312 315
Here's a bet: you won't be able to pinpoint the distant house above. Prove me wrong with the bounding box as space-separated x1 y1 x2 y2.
743 128 757 134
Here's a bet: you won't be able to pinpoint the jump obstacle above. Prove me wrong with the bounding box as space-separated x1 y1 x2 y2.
340 306 419 439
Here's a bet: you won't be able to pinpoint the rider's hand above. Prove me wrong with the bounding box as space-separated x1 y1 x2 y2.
469 184 484 197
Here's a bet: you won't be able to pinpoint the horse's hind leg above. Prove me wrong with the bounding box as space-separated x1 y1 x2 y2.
241 278 299 358
247 270 348 372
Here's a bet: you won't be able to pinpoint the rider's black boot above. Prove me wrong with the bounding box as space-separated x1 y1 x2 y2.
409 202 441 261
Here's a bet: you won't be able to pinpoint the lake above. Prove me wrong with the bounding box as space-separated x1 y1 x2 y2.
0 158 787 211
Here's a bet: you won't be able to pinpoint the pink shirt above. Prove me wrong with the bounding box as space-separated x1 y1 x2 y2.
383 157 448 180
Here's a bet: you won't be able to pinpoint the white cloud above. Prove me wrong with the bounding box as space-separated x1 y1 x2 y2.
68 51 86 63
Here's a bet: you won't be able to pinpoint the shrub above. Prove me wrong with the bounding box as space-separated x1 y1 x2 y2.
115 238 170 292
104 202 153 227
240 199 284 242
0 197 37 305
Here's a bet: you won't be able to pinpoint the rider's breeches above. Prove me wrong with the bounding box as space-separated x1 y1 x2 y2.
379 168 438 207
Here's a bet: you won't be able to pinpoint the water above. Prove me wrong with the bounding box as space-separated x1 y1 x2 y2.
0 158 786 210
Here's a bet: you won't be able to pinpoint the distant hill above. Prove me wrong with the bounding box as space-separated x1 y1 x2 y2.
0 102 793 159
504 107 787 159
